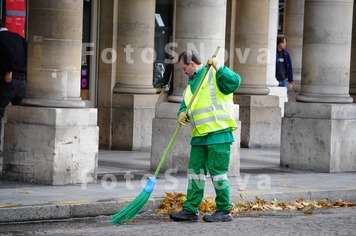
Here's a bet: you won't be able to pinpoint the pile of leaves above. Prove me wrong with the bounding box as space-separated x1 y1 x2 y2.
156 192 217 215
156 192 356 215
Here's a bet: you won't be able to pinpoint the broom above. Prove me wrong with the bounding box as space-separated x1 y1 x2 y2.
111 46 221 224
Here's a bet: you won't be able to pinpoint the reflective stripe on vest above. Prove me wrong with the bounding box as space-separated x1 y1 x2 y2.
183 67 237 137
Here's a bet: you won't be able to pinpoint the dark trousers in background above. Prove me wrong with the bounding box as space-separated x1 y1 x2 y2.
0 73 26 145
278 79 288 96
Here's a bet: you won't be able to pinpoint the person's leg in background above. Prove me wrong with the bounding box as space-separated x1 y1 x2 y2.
278 80 288 96
0 103 9 151
0 75 26 150
0 108 6 151
0 79 18 150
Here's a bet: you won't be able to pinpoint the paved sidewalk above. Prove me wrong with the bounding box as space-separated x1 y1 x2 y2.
0 148 355 223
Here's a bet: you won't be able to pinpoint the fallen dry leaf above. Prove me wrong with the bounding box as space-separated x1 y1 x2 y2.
278 184 299 189
18 190 32 195
304 209 314 215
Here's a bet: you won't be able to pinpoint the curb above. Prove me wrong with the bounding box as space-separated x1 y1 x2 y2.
1 189 356 223
0 198 164 223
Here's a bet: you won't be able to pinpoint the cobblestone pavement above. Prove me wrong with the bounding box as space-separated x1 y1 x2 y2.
0 207 355 236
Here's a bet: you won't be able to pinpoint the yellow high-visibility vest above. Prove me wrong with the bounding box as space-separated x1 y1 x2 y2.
183 67 237 137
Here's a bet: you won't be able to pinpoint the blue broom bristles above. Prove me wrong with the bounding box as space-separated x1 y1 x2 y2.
111 177 157 224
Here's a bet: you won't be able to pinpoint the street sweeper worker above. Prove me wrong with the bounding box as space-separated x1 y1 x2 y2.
170 49 241 223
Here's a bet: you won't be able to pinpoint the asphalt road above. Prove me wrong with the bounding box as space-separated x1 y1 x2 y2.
0 207 355 236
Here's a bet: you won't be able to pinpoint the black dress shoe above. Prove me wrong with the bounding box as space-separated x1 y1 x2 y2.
202 211 233 222
170 210 199 222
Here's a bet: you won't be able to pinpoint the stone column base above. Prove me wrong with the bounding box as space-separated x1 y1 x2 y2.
281 102 356 172
151 102 241 177
2 106 99 185
111 94 159 151
234 95 281 148
351 94 356 103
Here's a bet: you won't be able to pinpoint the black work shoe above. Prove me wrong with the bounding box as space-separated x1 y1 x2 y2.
170 210 199 222
202 211 233 222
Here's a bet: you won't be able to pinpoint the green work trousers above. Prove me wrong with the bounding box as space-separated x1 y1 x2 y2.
183 143 231 213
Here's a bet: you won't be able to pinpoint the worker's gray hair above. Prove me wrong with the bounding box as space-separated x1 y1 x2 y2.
178 49 202 65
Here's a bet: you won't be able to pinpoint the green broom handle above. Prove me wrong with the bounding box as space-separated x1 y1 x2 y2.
153 46 221 177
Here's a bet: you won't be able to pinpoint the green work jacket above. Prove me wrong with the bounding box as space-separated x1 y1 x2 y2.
178 65 241 146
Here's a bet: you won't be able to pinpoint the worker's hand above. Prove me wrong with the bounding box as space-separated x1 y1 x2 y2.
208 57 220 71
4 71 12 83
178 112 189 126
288 83 293 90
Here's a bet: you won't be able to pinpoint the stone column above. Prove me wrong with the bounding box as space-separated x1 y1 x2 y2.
2 0 99 185
22 1 85 108
225 0 236 70
233 0 281 147
281 0 356 172
111 0 158 151
114 0 156 95
97 0 116 149
296 2 353 103
266 0 279 88
151 0 240 176
267 0 287 116
169 0 228 102
233 0 270 95
350 1 356 102
283 0 305 102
